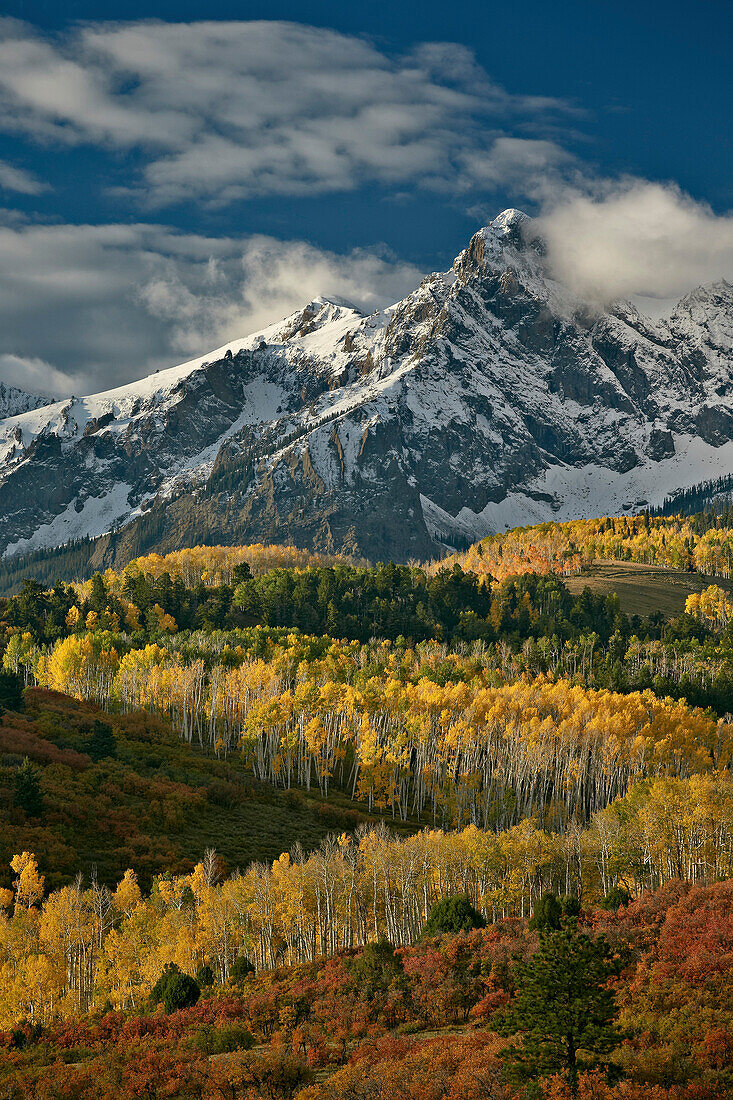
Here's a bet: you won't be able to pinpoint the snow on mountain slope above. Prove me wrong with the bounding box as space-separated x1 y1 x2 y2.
0 383 52 420
1 212 732 564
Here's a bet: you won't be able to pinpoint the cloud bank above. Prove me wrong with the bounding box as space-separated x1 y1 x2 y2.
0 158 47 195
0 19 730 397
0 19 572 205
0 221 422 396
537 181 733 304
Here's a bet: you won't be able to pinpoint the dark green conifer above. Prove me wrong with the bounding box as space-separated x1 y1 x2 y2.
14 756 43 817
421 894 486 938
85 719 116 762
494 925 625 1096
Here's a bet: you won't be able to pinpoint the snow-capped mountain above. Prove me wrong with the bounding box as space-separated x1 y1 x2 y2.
1 209 733 564
0 383 52 420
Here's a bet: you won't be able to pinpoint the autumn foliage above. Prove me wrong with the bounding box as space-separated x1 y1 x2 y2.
0 521 731 1098
0 879 729 1098
439 514 733 582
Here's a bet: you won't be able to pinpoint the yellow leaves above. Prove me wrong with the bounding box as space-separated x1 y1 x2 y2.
114 643 169 710
101 902 165 1008
10 852 44 912
1 769 732 1029
188 859 216 902
99 542 353 594
155 875 188 911
0 951 63 1029
303 717 327 753
123 600 142 632
149 603 177 633
29 585 726 832
39 634 120 702
685 584 733 630
65 605 81 630
435 514 733 584
3 632 39 681
113 869 142 919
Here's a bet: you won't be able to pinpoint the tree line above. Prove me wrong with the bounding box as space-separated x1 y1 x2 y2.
1 769 731 1030
441 514 733 581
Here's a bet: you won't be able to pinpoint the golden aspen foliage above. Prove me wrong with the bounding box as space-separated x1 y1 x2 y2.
10 852 45 912
685 584 733 629
65 605 82 631
437 515 733 583
113 870 142 919
0 772 731 1027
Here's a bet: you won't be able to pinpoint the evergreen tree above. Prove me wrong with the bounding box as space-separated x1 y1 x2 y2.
14 757 43 817
196 963 215 988
494 925 625 1096
349 938 404 996
84 719 116 762
0 669 24 714
421 894 486 938
232 562 252 584
150 962 181 1006
89 571 108 612
229 955 255 984
599 885 631 910
150 963 200 1012
528 891 563 932
560 894 582 921
163 971 200 1013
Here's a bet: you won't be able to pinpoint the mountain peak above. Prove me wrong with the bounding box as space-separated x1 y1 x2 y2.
2 215 733 564
308 294 361 312
274 296 363 344
489 208 531 236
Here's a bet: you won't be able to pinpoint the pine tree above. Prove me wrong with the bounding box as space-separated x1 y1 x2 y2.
494 924 625 1096
232 562 252 584
349 938 404 997
229 956 255 985
14 757 43 817
150 963 200 1012
421 894 486 938
89 571 107 612
528 891 562 932
85 719 116 762
196 963 215 988
0 669 24 714
162 971 200 1013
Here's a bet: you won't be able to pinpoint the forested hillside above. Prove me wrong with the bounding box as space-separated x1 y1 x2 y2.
0 522 732 1097
440 513 733 581
0 539 358 597
1 872 731 1098
0 688 371 891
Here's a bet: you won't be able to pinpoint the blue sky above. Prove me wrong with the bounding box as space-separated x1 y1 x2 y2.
0 0 731 394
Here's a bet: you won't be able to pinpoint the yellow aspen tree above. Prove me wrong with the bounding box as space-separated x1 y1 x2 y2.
10 852 45 913
113 870 142 919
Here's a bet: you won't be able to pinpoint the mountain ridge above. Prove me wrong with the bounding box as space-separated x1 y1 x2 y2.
1 209 732 564
0 382 52 420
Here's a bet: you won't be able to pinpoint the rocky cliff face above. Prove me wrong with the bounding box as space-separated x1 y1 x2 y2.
0 383 51 420
1 210 733 563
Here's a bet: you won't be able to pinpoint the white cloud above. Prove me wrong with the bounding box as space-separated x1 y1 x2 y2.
461 137 581 203
536 181 733 303
0 19 730 392
0 353 77 395
0 221 423 396
0 19 573 205
0 158 47 195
